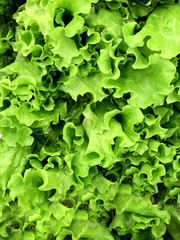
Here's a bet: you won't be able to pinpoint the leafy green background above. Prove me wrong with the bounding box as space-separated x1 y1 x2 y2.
0 0 180 239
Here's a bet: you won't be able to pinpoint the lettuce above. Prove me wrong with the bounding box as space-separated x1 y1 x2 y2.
0 0 180 239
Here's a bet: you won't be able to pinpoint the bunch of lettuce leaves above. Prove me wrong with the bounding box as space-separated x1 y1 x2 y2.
0 0 180 239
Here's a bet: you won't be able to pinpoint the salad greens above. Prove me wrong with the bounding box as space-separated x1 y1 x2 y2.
0 0 180 239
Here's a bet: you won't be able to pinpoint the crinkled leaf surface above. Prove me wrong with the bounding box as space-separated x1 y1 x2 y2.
0 1 180 240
